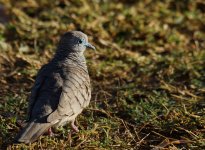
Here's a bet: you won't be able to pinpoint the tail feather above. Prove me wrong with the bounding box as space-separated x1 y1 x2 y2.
15 120 52 144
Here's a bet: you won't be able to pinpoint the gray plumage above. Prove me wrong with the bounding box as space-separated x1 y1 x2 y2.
15 31 95 143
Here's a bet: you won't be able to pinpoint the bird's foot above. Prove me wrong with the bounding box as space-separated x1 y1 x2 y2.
48 128 54 137
71 120 79 132
16 120 27 128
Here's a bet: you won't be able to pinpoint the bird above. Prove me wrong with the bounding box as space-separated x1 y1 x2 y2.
14 31 95 144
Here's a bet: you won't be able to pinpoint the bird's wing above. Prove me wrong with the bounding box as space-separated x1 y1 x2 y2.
15 66 63 143
27 65 48 120
28 65 63 121
47 70 90 123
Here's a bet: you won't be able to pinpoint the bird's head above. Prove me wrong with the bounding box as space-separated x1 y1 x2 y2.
58 31 95 54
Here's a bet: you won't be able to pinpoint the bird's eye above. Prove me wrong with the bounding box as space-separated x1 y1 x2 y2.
78 39 83 44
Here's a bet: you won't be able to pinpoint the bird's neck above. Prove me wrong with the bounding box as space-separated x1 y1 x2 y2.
51 50 87 69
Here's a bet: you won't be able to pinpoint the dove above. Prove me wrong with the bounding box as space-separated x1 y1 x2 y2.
15 31 95 144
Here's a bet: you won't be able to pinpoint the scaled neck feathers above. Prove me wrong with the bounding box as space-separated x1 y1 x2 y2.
51 48 87 69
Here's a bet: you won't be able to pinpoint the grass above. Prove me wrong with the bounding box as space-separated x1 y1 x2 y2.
0 0 205 149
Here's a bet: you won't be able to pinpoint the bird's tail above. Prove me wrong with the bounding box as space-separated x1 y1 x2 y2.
15 120 52 144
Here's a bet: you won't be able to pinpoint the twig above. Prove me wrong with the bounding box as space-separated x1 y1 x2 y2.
86 108 111 118
120 118 137 143
137 133 150 146
74 138 88 149
152 131 177 141
177 127 199 139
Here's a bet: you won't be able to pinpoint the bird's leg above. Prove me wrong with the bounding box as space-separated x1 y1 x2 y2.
48 128 54 136
71 120 79 132
67 120 79 142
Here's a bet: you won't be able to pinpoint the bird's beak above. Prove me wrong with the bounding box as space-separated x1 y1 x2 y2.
85 42 96 50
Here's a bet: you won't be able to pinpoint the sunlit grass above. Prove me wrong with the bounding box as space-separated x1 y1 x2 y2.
0 0 204 149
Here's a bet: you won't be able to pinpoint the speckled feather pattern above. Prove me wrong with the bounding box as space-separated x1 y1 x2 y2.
15 31 93 143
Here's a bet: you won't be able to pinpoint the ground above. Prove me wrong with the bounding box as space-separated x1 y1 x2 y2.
0 0 205 149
